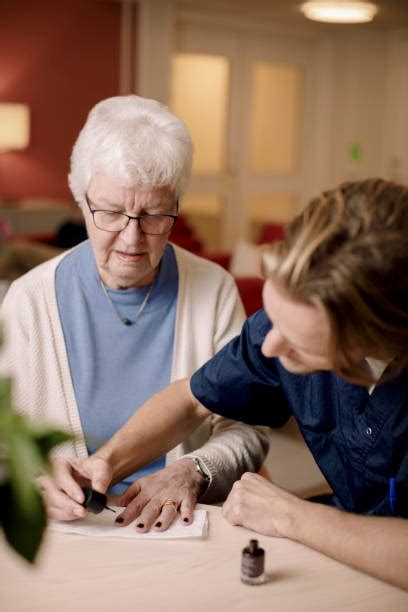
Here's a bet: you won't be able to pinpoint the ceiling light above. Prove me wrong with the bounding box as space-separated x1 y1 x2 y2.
300 1 378 24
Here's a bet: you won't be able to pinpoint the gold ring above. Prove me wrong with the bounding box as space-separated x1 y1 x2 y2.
161 498 178 510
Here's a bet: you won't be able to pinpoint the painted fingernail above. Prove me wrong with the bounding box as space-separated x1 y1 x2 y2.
115 517 124 524
183 517 189 523
155 521 162 527
136 522 144 528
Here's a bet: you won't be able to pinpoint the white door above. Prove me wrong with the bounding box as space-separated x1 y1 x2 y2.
170 19 323 251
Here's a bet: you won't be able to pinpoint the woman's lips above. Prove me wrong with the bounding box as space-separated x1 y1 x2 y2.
116 251 145 263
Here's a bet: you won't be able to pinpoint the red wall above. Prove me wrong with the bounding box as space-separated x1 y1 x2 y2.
0 0 121 202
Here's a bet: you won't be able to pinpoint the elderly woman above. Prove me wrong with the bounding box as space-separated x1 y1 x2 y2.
1 95 268 526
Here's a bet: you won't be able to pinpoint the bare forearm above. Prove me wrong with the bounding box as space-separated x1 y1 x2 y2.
95 378 209 483
287 500 408 590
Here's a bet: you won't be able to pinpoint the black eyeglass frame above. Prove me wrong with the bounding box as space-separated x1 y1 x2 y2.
85 194 179 235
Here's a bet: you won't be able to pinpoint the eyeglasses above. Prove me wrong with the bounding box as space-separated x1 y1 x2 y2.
85 194 178 235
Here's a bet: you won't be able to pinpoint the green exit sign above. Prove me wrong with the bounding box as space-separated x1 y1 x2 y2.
348 143 362 162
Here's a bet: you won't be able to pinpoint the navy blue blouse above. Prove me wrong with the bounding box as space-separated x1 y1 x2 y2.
190 310 408 517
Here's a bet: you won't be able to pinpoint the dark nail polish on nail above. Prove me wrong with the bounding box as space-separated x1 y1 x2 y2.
155 521 162 527
115 517 124 524
183 517 189 523
137 523 144 528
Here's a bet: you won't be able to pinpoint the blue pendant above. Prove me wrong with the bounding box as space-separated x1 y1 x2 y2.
122 318 133 326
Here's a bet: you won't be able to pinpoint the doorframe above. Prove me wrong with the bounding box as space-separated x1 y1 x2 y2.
134 0 174 104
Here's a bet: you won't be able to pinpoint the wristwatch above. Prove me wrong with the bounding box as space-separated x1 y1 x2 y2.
190 456 211 484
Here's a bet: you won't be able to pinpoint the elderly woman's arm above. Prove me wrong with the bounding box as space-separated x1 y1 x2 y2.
102 378 268 530
114 416 269 531
183 416 269 502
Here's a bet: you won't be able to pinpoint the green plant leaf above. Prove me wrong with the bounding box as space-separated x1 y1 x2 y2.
33 430 73 459
0 481 46 563
0 367 73 564
7 429 48 514
4 415 72 474
0 409 12 446
24 422 73 466
0 377 12 413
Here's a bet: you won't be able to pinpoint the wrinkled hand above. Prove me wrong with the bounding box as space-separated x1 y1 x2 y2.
222 472 305 538
115 458 205 532
37 456 113 522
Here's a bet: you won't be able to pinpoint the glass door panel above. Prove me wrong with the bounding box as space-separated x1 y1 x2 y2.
171 53 229 174
250 63 301 174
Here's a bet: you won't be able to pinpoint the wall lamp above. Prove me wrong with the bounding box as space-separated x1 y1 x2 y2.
0 103 30 153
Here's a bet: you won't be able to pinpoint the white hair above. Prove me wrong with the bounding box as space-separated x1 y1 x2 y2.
68 95 193 204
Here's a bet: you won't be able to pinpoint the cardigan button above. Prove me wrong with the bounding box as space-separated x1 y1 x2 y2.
365 426 373 436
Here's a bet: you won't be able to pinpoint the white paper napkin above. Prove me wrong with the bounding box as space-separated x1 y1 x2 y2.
49 507 208 539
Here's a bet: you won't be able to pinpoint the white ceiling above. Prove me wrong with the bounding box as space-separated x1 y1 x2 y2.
176 0 408 29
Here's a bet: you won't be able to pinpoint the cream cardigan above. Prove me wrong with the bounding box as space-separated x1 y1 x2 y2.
1 242 268 502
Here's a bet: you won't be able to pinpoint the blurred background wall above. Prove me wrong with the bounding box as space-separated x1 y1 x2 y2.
0 0 407 249
0 0 121 201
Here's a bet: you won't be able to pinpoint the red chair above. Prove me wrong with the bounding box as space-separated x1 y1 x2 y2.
200 250 231 270
235 276 264 317
258 222 286 245
170 214 203 253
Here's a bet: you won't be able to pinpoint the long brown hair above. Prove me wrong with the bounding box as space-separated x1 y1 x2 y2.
262 178 408 385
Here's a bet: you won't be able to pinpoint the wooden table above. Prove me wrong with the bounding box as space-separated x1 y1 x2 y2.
0 504 407 611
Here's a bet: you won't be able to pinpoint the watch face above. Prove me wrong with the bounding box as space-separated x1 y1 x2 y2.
193 457 210 481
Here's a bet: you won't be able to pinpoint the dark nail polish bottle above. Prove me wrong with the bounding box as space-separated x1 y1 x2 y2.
81 487 115 514
241 539 265 585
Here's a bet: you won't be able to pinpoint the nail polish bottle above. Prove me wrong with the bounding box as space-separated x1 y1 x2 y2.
241 539 265 585
81 487 115 514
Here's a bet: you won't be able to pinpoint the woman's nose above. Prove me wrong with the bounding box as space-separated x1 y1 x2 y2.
261 328 287 358
121 217 143 242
